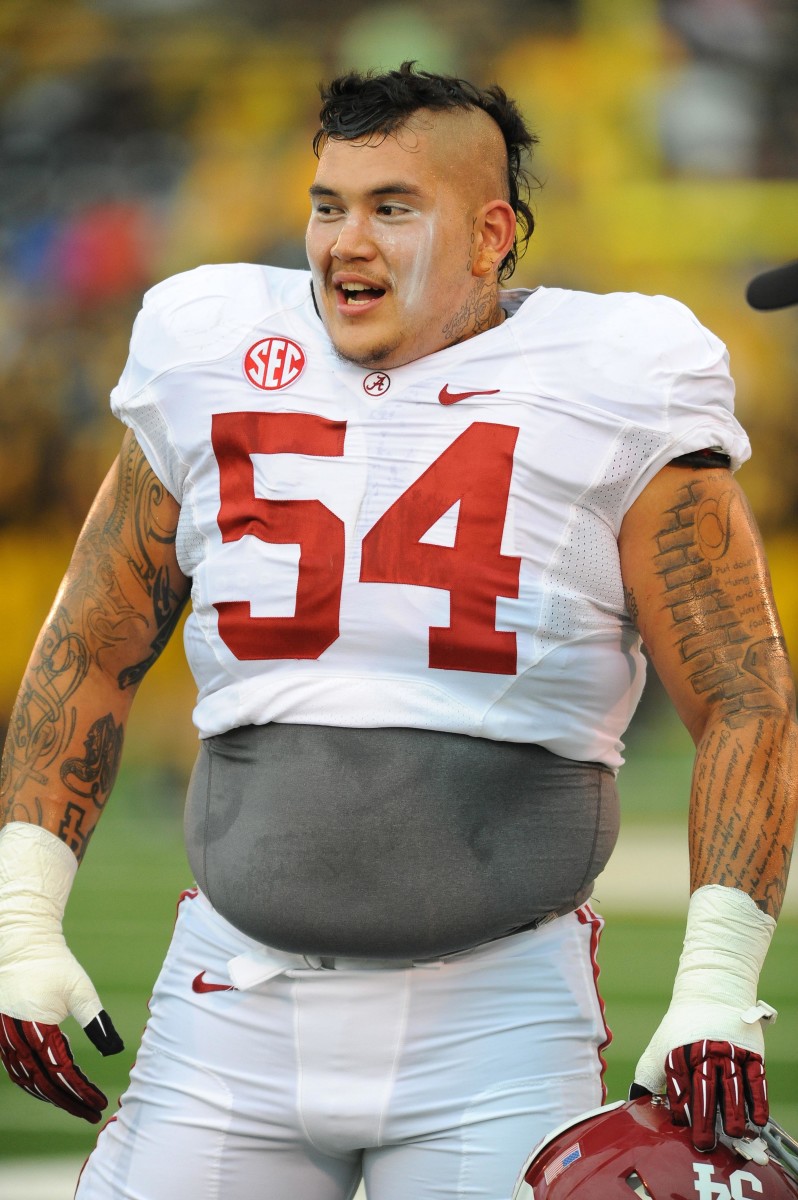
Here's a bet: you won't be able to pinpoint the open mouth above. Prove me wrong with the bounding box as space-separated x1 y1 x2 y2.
336 281 387 308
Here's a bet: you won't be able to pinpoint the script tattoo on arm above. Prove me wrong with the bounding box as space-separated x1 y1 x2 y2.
0 431 189 859
647 477 796 917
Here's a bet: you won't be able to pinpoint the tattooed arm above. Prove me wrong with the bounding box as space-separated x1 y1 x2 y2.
0 431 189 1122
619 464 797 916
619 463 798 1147
1 428 189 853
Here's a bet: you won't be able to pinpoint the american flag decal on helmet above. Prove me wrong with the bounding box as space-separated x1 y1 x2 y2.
544 1142 582 1184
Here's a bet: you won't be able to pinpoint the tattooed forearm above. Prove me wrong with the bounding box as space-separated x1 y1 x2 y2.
691 737 796 916
0 607 85 819
4 608 86 781
58 801 95 862
645 475 798 917
0 788 43 827
60 713 124 807
690 711 795 910
0 431 188 843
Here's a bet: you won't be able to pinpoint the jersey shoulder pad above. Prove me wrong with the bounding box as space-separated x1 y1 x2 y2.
608 290 728 371
512 287 733 416
516 287 724 370
114 263 311 401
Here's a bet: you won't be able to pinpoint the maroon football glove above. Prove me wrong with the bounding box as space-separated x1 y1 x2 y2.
0 1009 122 1124
665 1039 769 1150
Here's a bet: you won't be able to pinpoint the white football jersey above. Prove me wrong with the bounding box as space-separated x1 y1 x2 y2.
111 264 750 768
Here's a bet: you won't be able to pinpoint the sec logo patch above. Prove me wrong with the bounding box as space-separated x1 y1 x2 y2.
244 337 306 391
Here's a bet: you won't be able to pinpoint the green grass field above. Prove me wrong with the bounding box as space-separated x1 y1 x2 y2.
1 733 796 1164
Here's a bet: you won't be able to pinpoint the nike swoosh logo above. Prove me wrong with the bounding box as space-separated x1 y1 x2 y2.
438 385 500 405
192 971 236 994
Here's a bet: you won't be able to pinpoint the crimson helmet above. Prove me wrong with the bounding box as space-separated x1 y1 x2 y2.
513 1096 798 1199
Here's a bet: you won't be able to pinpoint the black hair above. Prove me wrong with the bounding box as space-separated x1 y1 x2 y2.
314 61 538 282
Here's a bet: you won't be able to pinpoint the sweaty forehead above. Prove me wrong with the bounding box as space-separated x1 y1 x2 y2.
316 107 508 202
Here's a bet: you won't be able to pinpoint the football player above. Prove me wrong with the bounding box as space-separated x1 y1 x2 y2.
0 62 795 1200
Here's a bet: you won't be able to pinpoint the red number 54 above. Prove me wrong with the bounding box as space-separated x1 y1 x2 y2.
211 412 521 675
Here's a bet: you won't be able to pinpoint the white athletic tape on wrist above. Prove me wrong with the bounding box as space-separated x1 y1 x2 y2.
634 884 776 1094
0 822 102 1027
0 822 77 918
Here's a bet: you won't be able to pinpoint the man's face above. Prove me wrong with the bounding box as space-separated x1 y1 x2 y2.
306 117 489 369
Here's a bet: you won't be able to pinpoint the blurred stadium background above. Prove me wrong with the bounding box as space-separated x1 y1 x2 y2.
1 0 797 1195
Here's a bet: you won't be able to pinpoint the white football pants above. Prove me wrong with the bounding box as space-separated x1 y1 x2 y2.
76 890 609 1200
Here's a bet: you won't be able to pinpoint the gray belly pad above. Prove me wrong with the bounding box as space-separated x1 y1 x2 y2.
184 723 619 959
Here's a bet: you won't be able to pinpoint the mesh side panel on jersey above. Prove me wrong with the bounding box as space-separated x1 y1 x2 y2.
537 513 623 651
176 487 207 578
124 387 186 501
586 428 667 529
536 428 666 654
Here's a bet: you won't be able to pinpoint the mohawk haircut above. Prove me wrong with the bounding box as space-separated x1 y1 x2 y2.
314 61 538 283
